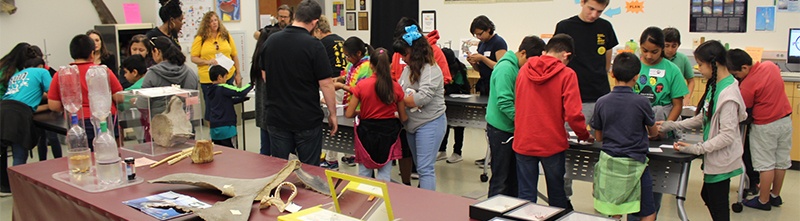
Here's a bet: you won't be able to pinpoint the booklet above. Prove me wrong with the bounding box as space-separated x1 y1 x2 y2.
123 191 212 220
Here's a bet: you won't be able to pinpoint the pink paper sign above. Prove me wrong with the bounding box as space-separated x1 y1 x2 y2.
123 3 142 24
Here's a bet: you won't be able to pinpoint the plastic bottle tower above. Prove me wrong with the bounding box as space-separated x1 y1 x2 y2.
59 65 91 174
86 66 122 185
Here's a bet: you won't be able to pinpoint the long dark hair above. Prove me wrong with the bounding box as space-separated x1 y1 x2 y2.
639 26 666 58
151 36 185 65
0 42 33 85
693 40 727 118
86 29 112 61
343 37 374 60
250 25 281 82
393 34 434 84
371 48 394 105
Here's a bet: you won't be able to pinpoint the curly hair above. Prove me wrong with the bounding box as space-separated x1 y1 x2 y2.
196 11 230 43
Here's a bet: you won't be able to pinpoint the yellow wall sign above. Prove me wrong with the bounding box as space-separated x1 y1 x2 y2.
626 0 644 13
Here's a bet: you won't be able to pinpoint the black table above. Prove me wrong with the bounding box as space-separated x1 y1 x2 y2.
444 95 489 129
565 139 698 221
32 111 67 135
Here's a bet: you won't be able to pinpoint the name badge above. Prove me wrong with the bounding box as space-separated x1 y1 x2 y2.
649 69 666 78
483 51 491 57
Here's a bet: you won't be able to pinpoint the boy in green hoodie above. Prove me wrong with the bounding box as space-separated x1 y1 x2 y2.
485 36 546 197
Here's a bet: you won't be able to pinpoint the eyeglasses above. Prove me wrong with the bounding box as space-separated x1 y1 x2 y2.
473 30 485 38
214 41 219 51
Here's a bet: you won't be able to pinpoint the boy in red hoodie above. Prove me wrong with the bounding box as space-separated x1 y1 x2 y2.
514 34 593 209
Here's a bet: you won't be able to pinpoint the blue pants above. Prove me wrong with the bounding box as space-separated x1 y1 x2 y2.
260 128 271 156
516 151 573 210
1 142 28 192
358 163 392 182
487 124 517 197
267 125 323 166
406 114 447 191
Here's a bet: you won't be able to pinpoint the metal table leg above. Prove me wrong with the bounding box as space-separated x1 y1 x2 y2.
676 161 691 221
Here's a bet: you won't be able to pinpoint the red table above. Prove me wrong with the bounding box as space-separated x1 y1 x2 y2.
9 146 476 220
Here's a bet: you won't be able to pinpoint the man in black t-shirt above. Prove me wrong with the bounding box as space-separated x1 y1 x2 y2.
260 0 337 166
554 0 618 202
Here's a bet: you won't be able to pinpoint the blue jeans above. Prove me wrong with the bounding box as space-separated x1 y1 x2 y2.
406 114 447 191
358 163 392 182
38 130 62 161
487 124 517 197
1 142 28 192
267 125 323 166
516 151 573 210
260 128 271 156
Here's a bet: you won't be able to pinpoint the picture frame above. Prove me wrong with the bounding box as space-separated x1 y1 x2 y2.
346 12 357 30
217 0 240 22
357 12 369 31
421 10 436 33
360 0 366 10
346 0 355 10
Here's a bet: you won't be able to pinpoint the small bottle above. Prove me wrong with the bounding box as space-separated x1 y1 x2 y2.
124 157 136 181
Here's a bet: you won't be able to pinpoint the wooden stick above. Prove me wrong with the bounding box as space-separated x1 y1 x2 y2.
151 148 194 168
168 152 192 165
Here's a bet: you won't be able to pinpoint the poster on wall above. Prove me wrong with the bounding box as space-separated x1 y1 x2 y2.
755 6 776 31
421 11 436 33
775 0 800 12
444 0 552 3
178 0 215 43
346 12 356 30
217 0 239 21
358 12 369 30
333 1 344 26
360 0 366 10
346 0 355 10
690 0 747 33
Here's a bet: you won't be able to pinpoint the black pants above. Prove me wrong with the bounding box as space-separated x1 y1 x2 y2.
439 126 464 155
487 124 517 197
742 124 759 189
213 138 235 149
701 178 731 221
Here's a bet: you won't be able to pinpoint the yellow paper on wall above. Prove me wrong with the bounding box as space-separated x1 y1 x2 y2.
745 47 764 62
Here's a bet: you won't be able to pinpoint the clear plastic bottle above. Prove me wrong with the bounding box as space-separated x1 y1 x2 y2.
86 66 112 120
66 114 91 174
58 65 82 114
94 121 122 185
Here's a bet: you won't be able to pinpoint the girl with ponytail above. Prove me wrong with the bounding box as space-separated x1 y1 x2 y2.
344 48 407 181
327 36 374 168
657 40 747 221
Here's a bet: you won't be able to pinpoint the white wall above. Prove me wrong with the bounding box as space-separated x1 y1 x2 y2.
326 0 798 55
0 0 156 68
325 0 371 43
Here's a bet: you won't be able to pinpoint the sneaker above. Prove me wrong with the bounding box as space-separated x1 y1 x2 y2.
474 158 485 165
743 197 772 211
320 161 339 170
341 156 356 166
446 153 463 163
436 151 447 161
770 195 783 207
410 173 420 179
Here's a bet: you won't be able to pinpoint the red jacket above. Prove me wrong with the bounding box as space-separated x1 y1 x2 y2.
391 30 452 84
513 55 590 157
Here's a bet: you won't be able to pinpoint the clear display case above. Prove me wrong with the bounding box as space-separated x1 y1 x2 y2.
116 86 202 156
